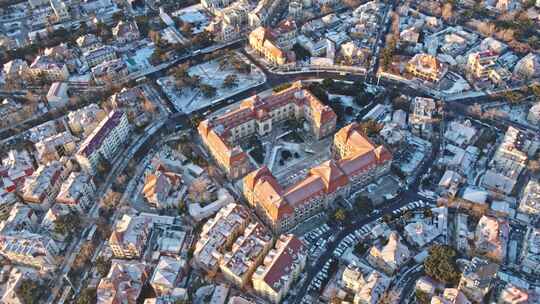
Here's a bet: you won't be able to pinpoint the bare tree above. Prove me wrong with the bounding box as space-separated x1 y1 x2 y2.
529 160 540 174
496 29 515 43
476 21 496 36
442 3 453 22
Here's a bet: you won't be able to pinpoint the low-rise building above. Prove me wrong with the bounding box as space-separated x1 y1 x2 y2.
367 231 410 275
353 271 391 304
75 110 130 175
252 234 306 304
404 207 448 248
2 59 28 82
498 284 530 304
0 98 37 130
97 259 150 304
56 172 96 213
444 120 478 147
76 33 102 51
142 168 183 209
431 288 471 304
467 50 498 80
528 102 540 125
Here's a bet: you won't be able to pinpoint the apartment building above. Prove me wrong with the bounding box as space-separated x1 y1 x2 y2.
109 214 152 259
84 45 117 68
56 172 96 213
67 103 107 136
513 52 540 79
249 23 296 65
113 20 140 44
193 203 250 274
406 53 448 83
519 180 540 217
474 215 509 263
521 227 540 275
150 256 188 296
244 122 391 233
0 203 38 234
409 97 437 139
458 257 499 303
2 59 28 81
21 160 69 211
27 55 69 81
252 234 306 303
91 59 129 85
482 127 533 195
0 231 59 271
97 260 150 304
76 33 102 51
468 50 498 80
75 110 130 175
198 82 337 179
35 131 78 164
367 232 411 275
353 271 391 304
219 222 272 288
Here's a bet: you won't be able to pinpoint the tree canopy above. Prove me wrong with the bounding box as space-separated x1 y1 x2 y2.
424 244 461 285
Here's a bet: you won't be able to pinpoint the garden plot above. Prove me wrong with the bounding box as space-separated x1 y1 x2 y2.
158 53 265 113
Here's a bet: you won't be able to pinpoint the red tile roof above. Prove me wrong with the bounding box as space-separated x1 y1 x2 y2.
261 235 304 292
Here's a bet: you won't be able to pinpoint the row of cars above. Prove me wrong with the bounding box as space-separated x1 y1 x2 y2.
307 257 336 292
391 200 431 216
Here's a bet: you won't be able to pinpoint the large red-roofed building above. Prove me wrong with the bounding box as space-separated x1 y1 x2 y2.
243 122 392 232
198 81 337 179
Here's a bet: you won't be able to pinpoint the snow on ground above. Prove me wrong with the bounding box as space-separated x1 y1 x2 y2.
442 76 471 95
501 104 534 128
158 53 266 113
172 4 210 35
124 46 155 71
328 94 362 111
